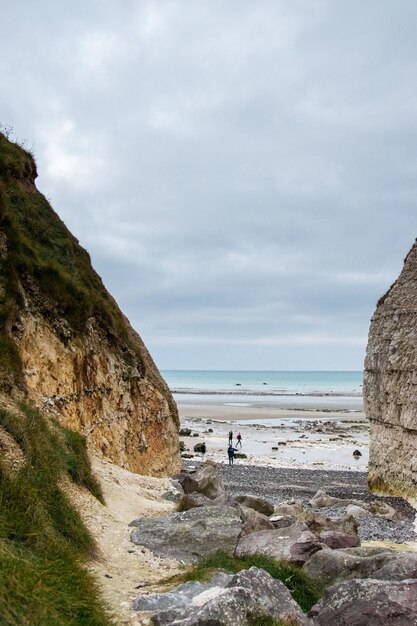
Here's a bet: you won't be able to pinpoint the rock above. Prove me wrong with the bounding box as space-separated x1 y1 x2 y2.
193 442 205 453
179 441 186 452
181 453 194 459
373 552 417 580
303 547 396 588
269 514 298 529
179 428 192 437
364 238 417 501
239 505 275 536
352 449 362 457
308 579 417 625
274 501 305 517
132 571 232 611
346 504 370 519
175 466 226 499
309 490 401 520
300 510 358 536
161 479 184 503
235 521 323 566
130 506 242 562
178 492 213 510
234 494 274 516
150 567 311 626
318 530 360 549
235 452 247 459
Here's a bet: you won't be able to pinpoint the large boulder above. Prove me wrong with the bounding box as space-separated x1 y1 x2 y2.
130 505 242 562
235 521 323 566
149 567 311 626
303 547 396 588
178 492 238 511
318 530 360 550
309 490 400 520
174 466 226 499
308 578 417 625
373 552 417 581
300 510 358 536
234 494 275 516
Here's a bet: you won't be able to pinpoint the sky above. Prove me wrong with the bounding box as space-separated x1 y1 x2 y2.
1 1 417 371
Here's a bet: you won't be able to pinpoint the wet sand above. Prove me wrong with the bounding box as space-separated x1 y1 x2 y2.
178 400 369 472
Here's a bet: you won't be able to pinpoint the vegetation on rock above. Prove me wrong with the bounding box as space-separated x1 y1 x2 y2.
0 401 113 626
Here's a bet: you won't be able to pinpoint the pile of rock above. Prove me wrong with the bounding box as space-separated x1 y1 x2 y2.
129 466 417 625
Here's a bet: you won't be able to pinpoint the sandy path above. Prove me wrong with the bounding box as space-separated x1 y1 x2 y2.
65 457 181 626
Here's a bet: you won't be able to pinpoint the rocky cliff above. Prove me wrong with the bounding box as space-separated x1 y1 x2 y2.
364 239 417 499
0 132 180 476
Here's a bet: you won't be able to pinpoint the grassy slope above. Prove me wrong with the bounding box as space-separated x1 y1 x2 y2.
0 401 113 626
0 131 138 392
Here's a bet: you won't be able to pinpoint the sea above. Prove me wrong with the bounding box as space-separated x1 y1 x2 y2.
161 370 363 410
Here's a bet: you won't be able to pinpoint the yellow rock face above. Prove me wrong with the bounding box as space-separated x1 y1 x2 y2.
18 312 181 476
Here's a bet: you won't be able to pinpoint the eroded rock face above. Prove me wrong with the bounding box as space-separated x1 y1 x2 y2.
17 312 180 476
364 239 417 499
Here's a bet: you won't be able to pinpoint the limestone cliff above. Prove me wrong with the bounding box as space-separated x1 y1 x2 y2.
0 132 180 476
364 238 417 499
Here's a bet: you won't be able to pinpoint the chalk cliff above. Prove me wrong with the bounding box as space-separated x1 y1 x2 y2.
364 239 417 499
0 132 180 476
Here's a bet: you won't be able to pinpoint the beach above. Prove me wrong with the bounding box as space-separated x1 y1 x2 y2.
177 392 368 473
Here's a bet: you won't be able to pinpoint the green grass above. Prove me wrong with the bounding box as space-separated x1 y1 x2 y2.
170 551 321 613
0 402 113 626
0 131 139 386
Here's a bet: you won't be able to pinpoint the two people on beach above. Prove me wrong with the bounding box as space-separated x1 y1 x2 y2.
228 430 242 448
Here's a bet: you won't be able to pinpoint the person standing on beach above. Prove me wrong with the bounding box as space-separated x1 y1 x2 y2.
228 430 233 445
228 444 237 466
236 432 242 448
200 441 206 462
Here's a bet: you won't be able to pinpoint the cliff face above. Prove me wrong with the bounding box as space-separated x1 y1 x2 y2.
0 132 180 476
364 239 417 499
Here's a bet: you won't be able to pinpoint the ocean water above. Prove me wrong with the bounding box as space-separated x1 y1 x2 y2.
161 370 363 397
161 370 362 406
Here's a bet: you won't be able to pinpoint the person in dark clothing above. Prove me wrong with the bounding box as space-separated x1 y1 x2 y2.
200 441 206 462
228 430 233 445
228 444 237 466
236 432 242 448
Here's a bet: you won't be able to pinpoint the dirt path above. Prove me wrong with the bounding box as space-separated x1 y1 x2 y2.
65 457 181 626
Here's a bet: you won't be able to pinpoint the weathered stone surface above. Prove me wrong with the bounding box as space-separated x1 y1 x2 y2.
175 466 226 499
130 506 242 562
235 521 323 566
132 571 232 611
318 530 360 550
18 311 180 476
234 494 274 516
364 239 417 499
270 514 298 528
373 552 417 581
178 492 213 510
239 505 275 536
300 510 358 536
274 501 305 516
150 567 311 626
308 579 417 625
309 490 400 520
303 547 396 588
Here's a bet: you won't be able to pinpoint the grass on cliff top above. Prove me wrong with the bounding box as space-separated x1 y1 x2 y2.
0 132 137 386
0 402 113 626
168 551 321 613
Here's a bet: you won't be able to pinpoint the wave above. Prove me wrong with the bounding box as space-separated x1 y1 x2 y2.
171 388 363 398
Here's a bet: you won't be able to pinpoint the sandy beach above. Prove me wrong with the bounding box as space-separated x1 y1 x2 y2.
177 399 369 472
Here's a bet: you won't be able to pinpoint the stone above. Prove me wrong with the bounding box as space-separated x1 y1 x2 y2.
132 571 232 611
161 479 184 503
274 501 305 517
373 552 417 581
309 490 400 520
130 505 242 562
150 567 311 626
308 579 417 625
317 530 360 549
179 428 192 436
364 239 417 500
303 547 396 588
235 521 323 566
178 492 213 510
352 449 362 456
193 442 205 453
300 510 358 536
270 514 298 529
234 494 274 516
175 466 226 499
239 505 275 536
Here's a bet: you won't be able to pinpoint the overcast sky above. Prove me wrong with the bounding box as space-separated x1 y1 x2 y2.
1 1 417 370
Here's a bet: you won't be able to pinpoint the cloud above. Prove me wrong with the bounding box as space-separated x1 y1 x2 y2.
1 1 417 369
